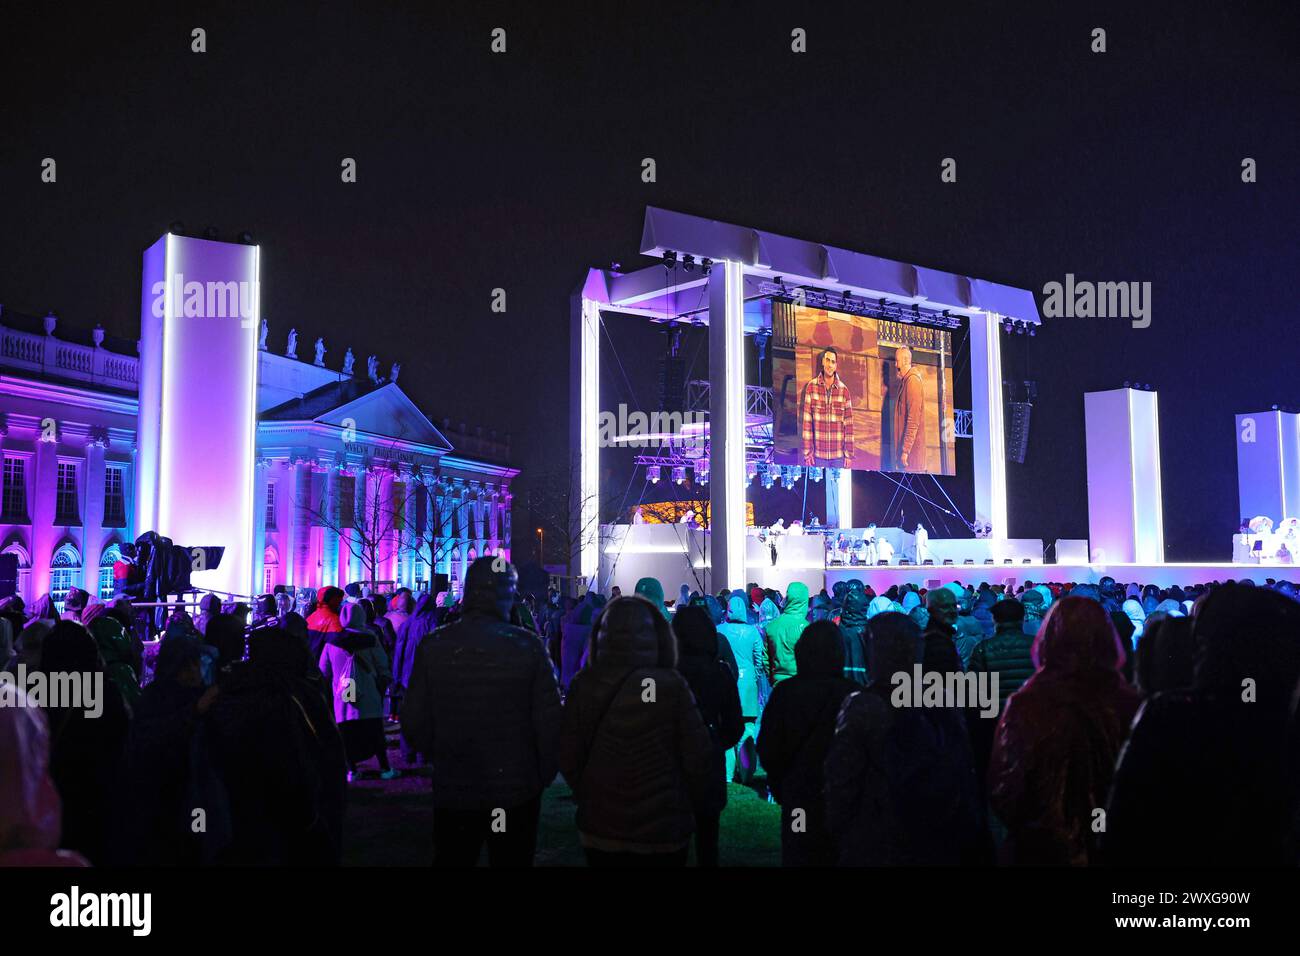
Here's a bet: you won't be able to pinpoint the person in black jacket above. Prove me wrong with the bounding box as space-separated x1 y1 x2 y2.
672 606 744 866
756 621 858 866
1103 583 1300 866
922 587 963 675
838 589 871 685
402 557 562 867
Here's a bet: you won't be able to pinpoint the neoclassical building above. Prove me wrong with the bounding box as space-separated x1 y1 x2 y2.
0 306 516 607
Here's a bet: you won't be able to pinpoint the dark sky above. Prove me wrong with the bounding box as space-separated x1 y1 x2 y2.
3 1 1297 560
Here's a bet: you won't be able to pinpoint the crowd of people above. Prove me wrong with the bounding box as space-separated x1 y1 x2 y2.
3 563 1299 867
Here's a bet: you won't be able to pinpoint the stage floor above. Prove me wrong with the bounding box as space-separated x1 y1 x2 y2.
823 562 1290 590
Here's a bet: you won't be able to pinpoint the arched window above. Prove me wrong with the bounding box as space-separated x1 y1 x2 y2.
2 542 31 604
50 544 82 613
99 544 122 600
263 545 279 594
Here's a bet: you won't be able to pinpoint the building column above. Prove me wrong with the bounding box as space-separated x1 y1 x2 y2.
82 431 107 594
292 458 314 589
349 463 368 586
376 466 396 585
29 425 58 599
320 460 340 588
404 471 420 589
252 457 270 594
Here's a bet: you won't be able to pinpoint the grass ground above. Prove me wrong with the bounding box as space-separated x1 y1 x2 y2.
342 726 782 866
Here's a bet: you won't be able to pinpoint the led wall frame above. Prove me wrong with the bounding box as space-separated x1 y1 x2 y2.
139 233 260 597
970 310 1008 537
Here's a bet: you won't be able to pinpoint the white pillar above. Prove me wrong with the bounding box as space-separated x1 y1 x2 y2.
572 296 600 584
1084 388 1165 564
708 260 746 591
970 311 1008 538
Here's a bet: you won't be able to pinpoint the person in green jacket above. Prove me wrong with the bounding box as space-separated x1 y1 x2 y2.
74 595 141 710
766 581 810 684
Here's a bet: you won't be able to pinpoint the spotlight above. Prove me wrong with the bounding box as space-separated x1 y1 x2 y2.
1027 325 1036 337
809 467 824 483
672 466 686 485
647 465 661 484
1123 381 1131 389
663 250 677 271
695 459 709 484
168 220 185 236
746 461 759 483
701 258 713 277
237 230 254 245
682 254 695 273
203 226 220 240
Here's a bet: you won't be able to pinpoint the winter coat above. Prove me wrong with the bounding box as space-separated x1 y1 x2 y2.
673 608 744 813
838 589 871 686
1102 585 1300 866
391 594 439 695
319 629 389 724
717 594 765 716
967 622 1036 704
987 597 1140 865
825 685 988 865
922 620 964 674
767 581 810 683
559 613 718 852
402 608 561 810
953 615 985 669
757 626 857 813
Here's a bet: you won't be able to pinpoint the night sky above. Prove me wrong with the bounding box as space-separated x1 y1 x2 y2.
3 2 1297 561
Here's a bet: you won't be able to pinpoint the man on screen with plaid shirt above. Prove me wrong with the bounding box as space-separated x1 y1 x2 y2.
801 347 855 468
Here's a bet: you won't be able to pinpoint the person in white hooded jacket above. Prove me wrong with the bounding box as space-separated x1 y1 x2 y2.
319 601 396 781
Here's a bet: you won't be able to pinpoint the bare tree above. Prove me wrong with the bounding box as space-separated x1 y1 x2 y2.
528 452 602 579
308 460 403 590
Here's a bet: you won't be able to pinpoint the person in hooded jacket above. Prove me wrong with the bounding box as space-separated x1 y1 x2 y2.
560 595 718 866
634 577 670 620
36 621 130 866
0 682 89 867
196 625 348 865
79 599 141 711
988 596 1140 865
403 557 561 867
306 586 345 663
838 588 871 686
391 592 440 744
757 620 858 865
767 581 811 683
1103 583 1300 866
319 601 395 781
116 627 212 865
717 592 766 783
825 612 989 866
672 607 744 866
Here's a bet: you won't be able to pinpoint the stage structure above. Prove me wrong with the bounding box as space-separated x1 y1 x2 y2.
571 207 1041 592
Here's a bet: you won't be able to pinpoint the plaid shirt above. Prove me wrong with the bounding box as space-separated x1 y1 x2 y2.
801 373 854 460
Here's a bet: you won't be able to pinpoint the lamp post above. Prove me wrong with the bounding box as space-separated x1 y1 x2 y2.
536 527 544 564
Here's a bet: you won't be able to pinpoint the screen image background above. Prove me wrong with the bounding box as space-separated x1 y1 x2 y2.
770 302 956 475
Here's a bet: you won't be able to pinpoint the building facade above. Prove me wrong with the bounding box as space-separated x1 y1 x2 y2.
0 307 516 606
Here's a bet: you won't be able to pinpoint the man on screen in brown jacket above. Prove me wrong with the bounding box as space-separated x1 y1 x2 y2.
892 346 927 471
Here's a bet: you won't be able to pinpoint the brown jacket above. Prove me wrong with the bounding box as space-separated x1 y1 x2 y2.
892 366 927 470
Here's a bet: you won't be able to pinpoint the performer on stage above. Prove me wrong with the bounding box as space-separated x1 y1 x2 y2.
877 536 894 565
914 523 930 564
863 523 878 565
801 347 855 469
892 346 927 472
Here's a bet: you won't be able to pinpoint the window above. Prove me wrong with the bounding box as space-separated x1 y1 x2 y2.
263 546 278 593
99 545 121 600
265 481 277 530
2 457 27 521
103 466 126 527
56 462 79 525
50 546 81 613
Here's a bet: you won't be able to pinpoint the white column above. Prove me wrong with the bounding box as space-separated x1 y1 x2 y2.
970 311 1008 538
571 295 600 583
708 260 746 591
252 458 270 594
1084 388 1165 564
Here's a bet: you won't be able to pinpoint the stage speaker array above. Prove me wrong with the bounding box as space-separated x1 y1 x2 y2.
1007 402 1033 464
658 355 687 413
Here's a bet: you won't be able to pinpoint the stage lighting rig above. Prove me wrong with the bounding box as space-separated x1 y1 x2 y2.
662 250 677 272
701 258 713 277
682 254 695 273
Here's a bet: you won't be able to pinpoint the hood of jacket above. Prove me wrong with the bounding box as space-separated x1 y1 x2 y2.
782 581 810 619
